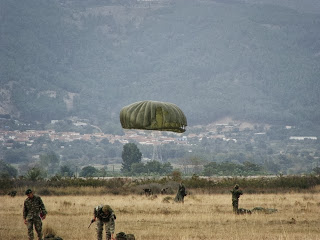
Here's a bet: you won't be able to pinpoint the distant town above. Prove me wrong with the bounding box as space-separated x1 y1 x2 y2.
1 116 320 177
0 117 317 150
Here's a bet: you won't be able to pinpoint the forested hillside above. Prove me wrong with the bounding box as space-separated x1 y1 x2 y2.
1 0 320 133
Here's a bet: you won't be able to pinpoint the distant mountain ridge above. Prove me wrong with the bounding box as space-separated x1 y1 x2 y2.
1 0 320 133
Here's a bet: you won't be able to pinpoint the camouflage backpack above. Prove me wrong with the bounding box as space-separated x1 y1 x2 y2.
116 232 127 240
44 234 63 240
115 232 135 240
237 208 252 215
126 233 136 240
251 207 278 214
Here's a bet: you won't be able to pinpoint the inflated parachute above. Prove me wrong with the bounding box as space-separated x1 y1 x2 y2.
120 100 187 133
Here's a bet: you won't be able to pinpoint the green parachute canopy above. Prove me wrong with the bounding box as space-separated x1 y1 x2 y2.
120 100 187 133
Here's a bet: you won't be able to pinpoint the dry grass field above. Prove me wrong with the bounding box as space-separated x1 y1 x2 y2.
1 191 320 240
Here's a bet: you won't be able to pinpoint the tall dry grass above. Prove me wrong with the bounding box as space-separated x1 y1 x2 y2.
1 192 320 240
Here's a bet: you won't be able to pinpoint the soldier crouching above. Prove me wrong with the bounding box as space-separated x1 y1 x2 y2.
93 205 116 240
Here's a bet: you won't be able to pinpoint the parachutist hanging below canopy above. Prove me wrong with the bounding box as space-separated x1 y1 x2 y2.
120 100 187 133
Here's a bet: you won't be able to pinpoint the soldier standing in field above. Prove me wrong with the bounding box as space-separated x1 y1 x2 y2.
174 181 186 203
92 205 116 240
231 184 243 214
23 189 47 240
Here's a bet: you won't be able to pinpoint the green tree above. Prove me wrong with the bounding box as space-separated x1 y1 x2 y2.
4 150 29 163
59 165 74 177
312 167 320 175
26 167 45 181
40 152 60 176
243 161 263 174
121 143 142 172
264 160 281 174
98 167 107 177
188 156 206 174
131 162 146 175
80 166 98 177
162 162 173 174
0 160 18 178
145 160 162 174
203 162 218 176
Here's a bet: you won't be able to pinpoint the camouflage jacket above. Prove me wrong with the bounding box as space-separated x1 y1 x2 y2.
178 184 186 196
23 195 47 220
94 205 116 223
231 188 243 201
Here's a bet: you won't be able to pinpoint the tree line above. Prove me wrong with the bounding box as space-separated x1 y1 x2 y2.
2 142 312 180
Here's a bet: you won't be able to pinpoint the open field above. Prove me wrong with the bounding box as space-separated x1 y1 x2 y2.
1 192 320 240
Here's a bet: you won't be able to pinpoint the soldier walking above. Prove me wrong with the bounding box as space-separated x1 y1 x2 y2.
23 189 47 240
231 184 243 214
92 205 116 240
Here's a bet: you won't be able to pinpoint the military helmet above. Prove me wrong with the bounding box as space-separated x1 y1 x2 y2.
234 184 239 189
102 205 111 214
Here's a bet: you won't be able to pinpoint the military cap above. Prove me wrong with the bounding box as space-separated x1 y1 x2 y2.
25 189 32 195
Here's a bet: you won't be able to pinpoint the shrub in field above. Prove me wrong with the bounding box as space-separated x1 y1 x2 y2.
169 170 182 182
2 175 320 195
202 161 265 176
184 174 214 188
107 188 122 195
104 177 128 189
0 178 14 194
38 188 53 196
61 201 72 207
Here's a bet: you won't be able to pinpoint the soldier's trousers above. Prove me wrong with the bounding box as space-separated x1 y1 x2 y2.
174 193 184 203
96 220 112 240
232 199 239 213
26 217 43 240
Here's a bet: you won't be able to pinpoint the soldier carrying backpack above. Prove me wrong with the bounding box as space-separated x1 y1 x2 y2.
91 205 116 240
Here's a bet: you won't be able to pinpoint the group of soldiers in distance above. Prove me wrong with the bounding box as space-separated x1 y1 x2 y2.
22 183 242 240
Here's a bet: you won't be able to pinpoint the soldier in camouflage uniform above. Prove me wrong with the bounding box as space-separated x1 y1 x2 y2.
23 189 47 240
93 205 116 240
231 184 243 214
174 181 186 203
